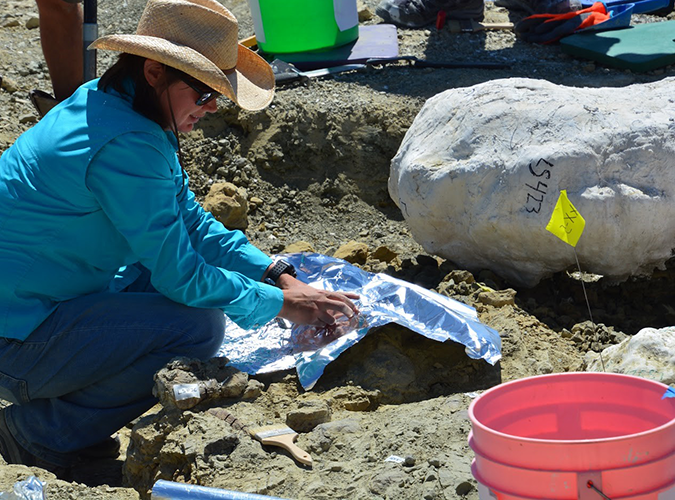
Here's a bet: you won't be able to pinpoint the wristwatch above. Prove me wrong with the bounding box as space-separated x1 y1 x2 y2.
264 260 297 286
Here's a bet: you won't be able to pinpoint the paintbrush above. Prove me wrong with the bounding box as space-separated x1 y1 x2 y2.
447 19 514 33
207 407 313 467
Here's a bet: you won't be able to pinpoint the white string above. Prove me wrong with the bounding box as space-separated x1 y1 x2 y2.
573 249 605 372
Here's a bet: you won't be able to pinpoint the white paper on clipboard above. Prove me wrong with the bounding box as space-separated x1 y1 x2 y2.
246 0 266 44
334 0 358 32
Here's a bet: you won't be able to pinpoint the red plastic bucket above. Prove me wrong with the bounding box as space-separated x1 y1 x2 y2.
468 373 675 499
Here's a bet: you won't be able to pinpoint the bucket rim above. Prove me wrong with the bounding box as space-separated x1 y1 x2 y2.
468 372 675 446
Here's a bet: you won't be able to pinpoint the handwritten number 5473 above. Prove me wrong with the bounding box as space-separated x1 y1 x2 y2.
525 159 554 213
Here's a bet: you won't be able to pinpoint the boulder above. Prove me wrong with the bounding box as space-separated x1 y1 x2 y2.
284 240 316 253
586 326 675 385
286 400 332 433
203 181 249 230
389 77 675 286
333 240 369 264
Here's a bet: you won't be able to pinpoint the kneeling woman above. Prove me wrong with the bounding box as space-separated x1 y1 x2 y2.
0 0 357 475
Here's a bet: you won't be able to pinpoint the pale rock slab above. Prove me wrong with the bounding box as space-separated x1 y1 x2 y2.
585 326 675 386
388 77 675 286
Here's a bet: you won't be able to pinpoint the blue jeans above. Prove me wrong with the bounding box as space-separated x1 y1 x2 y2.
0 267 225 466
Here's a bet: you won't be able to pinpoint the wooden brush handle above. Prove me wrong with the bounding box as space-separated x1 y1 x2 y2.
258 434 313 467
448 19 514 32
482 22 514 30
209 408 313 466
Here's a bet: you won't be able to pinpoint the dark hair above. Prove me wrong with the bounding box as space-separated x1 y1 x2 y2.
98 53 190 195
98 53 173 127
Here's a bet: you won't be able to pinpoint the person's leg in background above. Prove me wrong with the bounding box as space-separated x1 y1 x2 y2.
35 0 83 100
0 274 225 476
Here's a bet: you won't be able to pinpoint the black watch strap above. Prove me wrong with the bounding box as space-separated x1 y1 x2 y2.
264 260 297 286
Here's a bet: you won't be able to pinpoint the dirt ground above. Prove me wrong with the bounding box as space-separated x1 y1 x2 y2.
1 0 675 498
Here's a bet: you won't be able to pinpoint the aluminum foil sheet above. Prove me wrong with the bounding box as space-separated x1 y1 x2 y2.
218 253 501 390
0 476 45 500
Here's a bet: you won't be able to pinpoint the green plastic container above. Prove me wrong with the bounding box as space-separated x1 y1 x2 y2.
247 0 359 54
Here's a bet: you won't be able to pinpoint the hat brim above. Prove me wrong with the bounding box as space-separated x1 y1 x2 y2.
90 34 275 111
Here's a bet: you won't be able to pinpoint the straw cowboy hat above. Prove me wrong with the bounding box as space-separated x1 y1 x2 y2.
90 0 274 111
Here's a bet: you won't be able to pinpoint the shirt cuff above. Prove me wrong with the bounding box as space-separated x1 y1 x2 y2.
228 282 284 330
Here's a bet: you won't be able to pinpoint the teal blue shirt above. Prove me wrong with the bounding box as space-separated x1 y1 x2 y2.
0 79 284 340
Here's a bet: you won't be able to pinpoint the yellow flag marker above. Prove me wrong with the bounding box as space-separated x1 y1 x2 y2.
546 190 586 247
545 190 602 370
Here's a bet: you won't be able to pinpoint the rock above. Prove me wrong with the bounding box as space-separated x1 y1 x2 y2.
313 418 361 436
333 240 368 264
248 195 263 210
286 400 332 433
364 260 389 274
1 76 18 93
357 1 374 21
456 481 475 495
283 240 315 253
243 379 264 399
389 77 675 286
369 469 408 496
329 386 381 411
534 359 554 374
445 270 475 284
586 326 675 384
25 17 39 29
571 321 627 354
477 288 516 307
153 357 249 411
371 245 398 263
307 418 361 455
203 181 248 230
126 410 242 496
437 467 454 488
19 114 37 125
316 324 501 404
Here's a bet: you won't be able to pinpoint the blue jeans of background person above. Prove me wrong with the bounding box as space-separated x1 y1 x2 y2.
0 266 225 467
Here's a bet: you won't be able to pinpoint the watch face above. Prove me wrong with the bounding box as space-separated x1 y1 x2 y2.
267 260 296 285
284 262 297 277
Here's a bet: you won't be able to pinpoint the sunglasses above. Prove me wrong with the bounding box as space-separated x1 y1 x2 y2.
181 77 220 106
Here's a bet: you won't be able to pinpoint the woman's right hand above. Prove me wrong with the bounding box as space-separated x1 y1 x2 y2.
277 276 359 327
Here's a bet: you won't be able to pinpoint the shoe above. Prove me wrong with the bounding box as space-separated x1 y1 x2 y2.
29 89 60 118
376 0 484 28
0 408 72 479
77 434 121 460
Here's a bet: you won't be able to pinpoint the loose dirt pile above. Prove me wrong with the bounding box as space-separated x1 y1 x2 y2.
1 0 674 498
